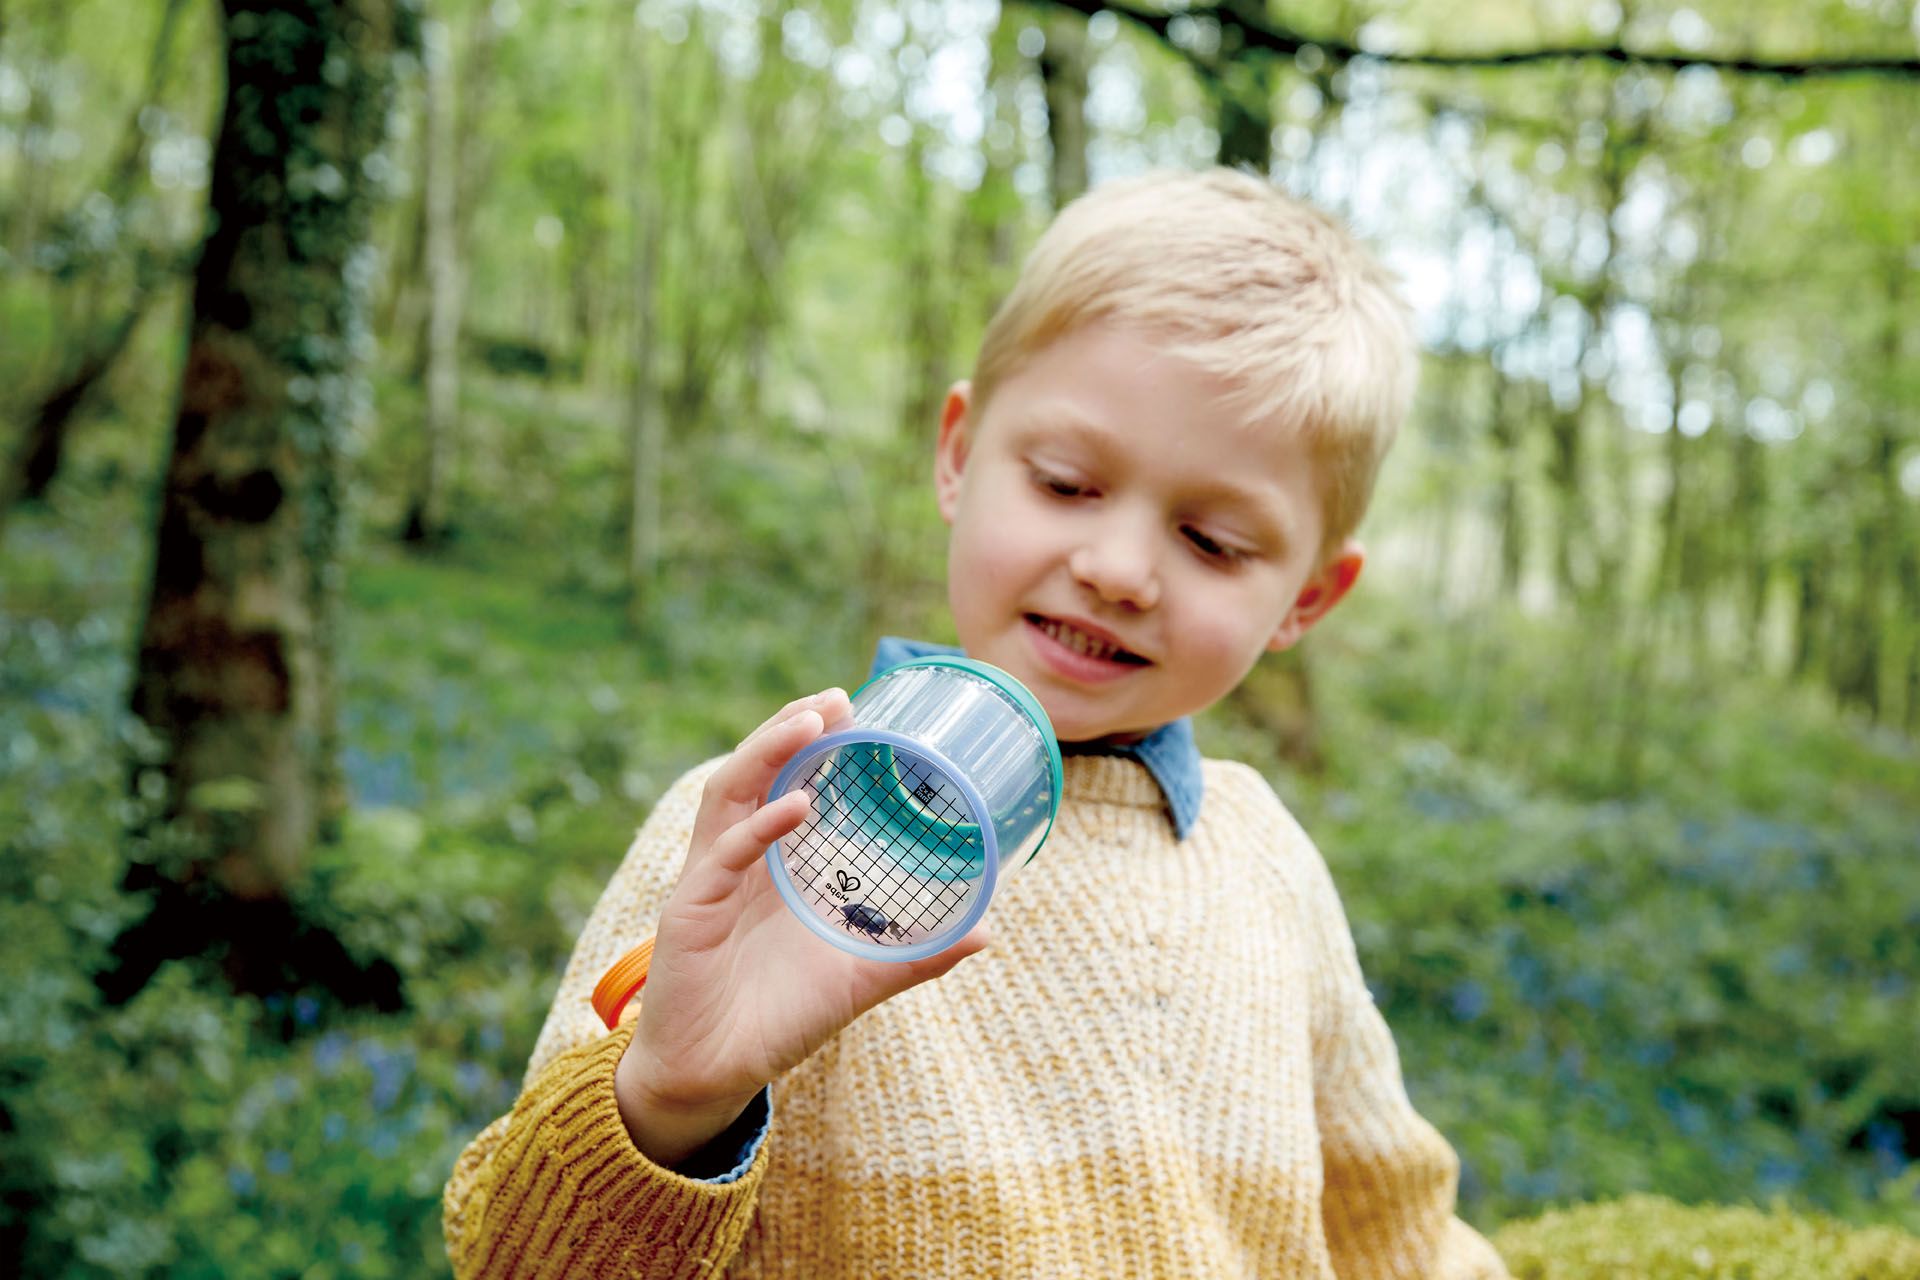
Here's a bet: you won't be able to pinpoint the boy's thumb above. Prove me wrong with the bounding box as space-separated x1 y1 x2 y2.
909 922 991 983
852 925 991 1016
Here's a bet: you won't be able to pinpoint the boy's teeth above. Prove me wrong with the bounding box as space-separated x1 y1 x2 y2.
1041 618 1120 660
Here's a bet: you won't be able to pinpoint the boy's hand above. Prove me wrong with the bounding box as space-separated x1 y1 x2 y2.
613 688 990 1167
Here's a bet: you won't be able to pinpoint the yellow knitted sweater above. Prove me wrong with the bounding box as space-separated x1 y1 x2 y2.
443 752 1509 1279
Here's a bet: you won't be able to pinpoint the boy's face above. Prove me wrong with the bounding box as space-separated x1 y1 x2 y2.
935 322 1364 745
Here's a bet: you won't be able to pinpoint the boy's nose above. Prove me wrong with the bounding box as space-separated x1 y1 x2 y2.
1068 538 1161 611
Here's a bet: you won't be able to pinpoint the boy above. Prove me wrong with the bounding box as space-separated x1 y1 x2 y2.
443 168 1508 1279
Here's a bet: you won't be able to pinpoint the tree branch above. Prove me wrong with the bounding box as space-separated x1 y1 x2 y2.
1043 0 1920 79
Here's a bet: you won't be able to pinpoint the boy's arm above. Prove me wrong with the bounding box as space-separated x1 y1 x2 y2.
442 1025 768 1280
442 758 769 1280
1252 769 1507 1280
1309 951 1508 1280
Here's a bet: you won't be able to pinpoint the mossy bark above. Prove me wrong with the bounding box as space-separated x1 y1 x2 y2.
119 0 412 1000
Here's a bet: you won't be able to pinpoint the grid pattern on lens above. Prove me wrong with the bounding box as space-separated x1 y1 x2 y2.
781 746 984 947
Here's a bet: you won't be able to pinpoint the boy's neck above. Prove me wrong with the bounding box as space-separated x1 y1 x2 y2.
1066 728 1154 749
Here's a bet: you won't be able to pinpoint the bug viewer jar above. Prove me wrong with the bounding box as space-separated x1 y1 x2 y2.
760 657 1063 961
591 658 1062 1029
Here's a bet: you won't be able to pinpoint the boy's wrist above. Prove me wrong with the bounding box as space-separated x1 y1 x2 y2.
613 1034 760 1169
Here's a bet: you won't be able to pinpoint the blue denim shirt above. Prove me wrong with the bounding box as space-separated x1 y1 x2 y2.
667 636 1205 1182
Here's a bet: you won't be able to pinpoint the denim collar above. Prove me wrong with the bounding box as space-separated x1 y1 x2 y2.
868 636 1203 840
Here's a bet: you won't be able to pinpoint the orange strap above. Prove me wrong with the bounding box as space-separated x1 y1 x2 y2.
590 935 655 1030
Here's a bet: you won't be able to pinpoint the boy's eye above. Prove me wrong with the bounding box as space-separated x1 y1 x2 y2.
1185 527 1246 564
1031 469 1085 498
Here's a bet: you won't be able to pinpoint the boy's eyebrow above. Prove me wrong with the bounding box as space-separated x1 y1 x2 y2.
1008 409 1296 551
1003 407 1111 450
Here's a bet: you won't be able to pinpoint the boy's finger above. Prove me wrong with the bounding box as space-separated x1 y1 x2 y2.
740 693 818 742
817 689 855 734
690 709 822 852
841 922 991 1019
686 687 850 868
743 688 847 746
680 788 813 903
711 688 850 813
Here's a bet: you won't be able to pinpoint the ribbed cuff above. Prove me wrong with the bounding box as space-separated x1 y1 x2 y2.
471 1025 769 1279
669 1083 771 1183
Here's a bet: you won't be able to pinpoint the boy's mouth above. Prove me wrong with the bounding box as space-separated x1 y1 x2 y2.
1024 614 1151 666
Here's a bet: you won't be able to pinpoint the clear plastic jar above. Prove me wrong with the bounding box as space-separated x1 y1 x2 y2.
763 657 1062 960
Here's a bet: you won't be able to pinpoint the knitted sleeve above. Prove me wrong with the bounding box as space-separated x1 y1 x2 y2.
1242 766 1509 1280
442 757 769 1280
1309 955 1509 1280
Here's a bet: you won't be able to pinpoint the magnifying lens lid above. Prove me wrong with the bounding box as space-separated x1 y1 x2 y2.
764 656 1065 960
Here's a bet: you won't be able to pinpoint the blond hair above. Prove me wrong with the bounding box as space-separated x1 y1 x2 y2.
971 168 1418 552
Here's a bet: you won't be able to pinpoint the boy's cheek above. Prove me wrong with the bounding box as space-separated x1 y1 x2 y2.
956 516 1034 579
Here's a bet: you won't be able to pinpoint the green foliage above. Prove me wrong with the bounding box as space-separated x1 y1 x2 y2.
1491 1195 1920 1279
1 503 592 1277
1202 599 1920 1230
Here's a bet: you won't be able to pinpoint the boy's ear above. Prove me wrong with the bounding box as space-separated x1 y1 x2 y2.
934 380 973 526
1267 539 1364 652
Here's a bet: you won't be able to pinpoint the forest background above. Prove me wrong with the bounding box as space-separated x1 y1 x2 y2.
2 0 1918 1276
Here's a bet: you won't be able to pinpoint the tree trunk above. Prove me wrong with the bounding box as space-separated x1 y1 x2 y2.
111 0 408 1003
1730 400 1769 666
0 0 191 525
1852 261 1907 720
1229 650 1324 773
1790 554 1821 681
1037 10 1091 209
1487 365 1524 596
900 131 946 460
955 1 1024 339
862 126 950 642
1653 344 1681 572
1212 3 1278 174
1544 401 1585 599
1214 56 1274 173
0 283 155 530
2 2 67 268
389 3 497 379
404 12 461 545
625 17 665 629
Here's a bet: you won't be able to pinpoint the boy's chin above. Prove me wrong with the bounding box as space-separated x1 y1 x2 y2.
1032 689 1165 746
1063 726 1154 748
1051 713 1158 747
